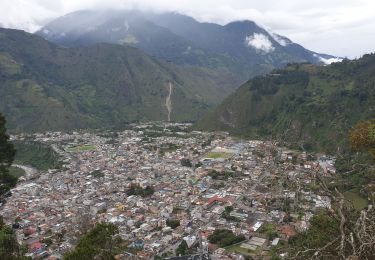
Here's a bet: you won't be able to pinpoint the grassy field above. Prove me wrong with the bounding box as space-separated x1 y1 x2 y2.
226 244 253 256
159 144 181 155
344 190 368 210
206 152 232 159
67 145 96 152
13 141 62 171
9 166 25 178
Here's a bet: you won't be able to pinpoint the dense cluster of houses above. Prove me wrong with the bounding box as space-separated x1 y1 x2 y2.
2 123 335 259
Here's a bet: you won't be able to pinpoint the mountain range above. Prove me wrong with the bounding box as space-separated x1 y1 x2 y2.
0 28 237 132
36 10 340 81
1 9 354 145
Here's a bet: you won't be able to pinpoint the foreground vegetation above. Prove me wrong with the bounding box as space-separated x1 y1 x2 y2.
0 217 29 260
343 190 369 210
0 113 16 196
64 222 125 260
278 118 375 259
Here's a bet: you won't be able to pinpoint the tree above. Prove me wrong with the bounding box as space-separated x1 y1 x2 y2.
180 158 192 167
260 223 278 240
208 229 245 247
349 120 375 160
278 120 375 259
221 206 238 221
166 219 180 229
0 113 15 168
64 222 120 260
0 113 16 196
286 211 340 259
224 206 234 213
126 185 154 197
0 216 29 260
283 172 375 259
347 119 375 200
175 240 188 256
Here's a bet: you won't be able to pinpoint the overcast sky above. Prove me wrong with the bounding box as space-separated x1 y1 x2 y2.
1 0 374 58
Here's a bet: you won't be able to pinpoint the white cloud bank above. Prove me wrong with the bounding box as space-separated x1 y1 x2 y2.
1 0 375 58
245 33 275 53
314 54 343 65
319 57 344 65
270 33 291 47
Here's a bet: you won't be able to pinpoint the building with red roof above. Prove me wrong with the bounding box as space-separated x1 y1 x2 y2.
206 196 226 209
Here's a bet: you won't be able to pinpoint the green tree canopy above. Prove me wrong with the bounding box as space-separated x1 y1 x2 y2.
208 229 245 248
175 240 188 256
349 119 375 160
282 120 375 259
64 222 120 260
0 216 29 260
0 113 15 167
166 219 180 229
0 113 17 195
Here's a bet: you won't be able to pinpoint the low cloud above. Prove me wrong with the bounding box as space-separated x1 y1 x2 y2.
270 33 291 47
1 0 375 58
314 54 343 65
245 33 275 53
320 57 343 65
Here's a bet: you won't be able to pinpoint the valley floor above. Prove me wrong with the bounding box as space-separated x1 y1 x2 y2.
1 122 342 259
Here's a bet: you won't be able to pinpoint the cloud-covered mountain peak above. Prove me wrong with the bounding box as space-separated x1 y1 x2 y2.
245 33 275 53
36 9 339 80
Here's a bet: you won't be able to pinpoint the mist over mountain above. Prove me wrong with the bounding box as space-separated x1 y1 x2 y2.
36 10 341 81
1 9 346 134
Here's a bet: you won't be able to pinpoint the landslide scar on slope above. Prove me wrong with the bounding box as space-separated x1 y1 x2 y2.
165 82 173 122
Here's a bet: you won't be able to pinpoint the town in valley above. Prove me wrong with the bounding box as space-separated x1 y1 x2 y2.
1 122 338 259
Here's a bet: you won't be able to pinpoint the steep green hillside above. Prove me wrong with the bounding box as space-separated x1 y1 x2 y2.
13 141 62 170
197 54 375 152
0 28 238 132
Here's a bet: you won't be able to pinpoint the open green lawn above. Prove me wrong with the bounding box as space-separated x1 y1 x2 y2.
159 144 181 155
206 152 232 159
226 244 253 256
68 145 96 152
9 166 25 178
344 190 368 210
